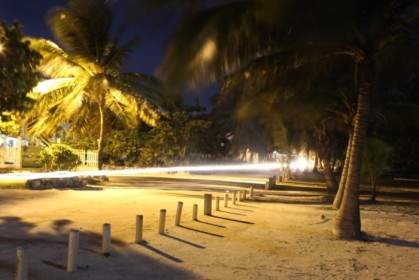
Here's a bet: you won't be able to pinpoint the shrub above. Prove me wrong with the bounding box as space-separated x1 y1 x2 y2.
37 144 81 171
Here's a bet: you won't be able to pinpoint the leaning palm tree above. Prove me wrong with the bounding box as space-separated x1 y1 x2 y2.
27 0 162 169
153 0 419 239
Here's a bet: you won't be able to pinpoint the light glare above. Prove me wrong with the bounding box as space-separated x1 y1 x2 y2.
0 163 280 181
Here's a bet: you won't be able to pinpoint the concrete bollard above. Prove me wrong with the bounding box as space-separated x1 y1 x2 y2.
204 194 212 216
102 223 111 256
224 193 228 207
16 245 28 280
175 202 183 226
67 229 80 272
135 215 143 243
215 197 220 211
192 204 198 221
243 190 247 200
159 209 166 234
271 176 276 187
233 192 237 205
250 187 254 198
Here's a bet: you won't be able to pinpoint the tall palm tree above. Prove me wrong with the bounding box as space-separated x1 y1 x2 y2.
27 0 162 169
154 0 419 239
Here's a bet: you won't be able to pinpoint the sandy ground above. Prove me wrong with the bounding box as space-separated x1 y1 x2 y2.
0 173 418 279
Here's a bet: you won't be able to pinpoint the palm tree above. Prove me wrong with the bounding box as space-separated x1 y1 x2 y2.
154 0 419 239
27 0 162 169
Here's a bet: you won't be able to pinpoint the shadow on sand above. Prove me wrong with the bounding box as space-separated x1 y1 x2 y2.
362 233 419 249
0 215 200 279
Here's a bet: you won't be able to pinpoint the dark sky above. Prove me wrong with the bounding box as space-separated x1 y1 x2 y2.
1 0 170 74
1 0 213 107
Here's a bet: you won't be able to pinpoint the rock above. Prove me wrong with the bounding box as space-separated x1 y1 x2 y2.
27 176 87 190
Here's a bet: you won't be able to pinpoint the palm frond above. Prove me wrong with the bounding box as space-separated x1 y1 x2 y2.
105 88 140 127
158 0 266 89
46 0 113 64
110 72 163 105
27 38 91 77
104 37 140 70
27 77 88 136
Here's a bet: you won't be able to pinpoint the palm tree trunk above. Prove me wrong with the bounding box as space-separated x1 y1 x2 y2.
313 152 318 172
323 158 338 194
371 175 377 202
97 95 106 170
333 131 353 209
333 60 373 239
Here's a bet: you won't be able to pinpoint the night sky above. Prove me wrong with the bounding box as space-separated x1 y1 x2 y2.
1 0 213 107
1 0 172 74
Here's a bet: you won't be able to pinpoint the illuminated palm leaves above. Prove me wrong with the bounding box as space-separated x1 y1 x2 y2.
26 0 162 169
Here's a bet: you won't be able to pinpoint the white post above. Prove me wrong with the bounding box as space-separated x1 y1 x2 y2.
215 197 220 211
224 193 228 207
67 229 80 272
204 194 212 216
16 245 28 280
102 223 111 256
159 209 166 235
175 202 183 226
250 187 254 197
233 191 237 205
136 215 143 243
16 136 22 169
192 204 198 221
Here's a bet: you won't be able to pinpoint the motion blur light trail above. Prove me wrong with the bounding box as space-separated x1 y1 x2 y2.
0 163 280 180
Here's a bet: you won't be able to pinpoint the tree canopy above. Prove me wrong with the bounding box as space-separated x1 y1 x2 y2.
26 0 163 169
150 0 419 239
0 21 41 113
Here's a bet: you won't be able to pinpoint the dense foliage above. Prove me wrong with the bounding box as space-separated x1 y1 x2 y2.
139 111 211 166
0 112 21 136
0 21 41 112
36 144 81 171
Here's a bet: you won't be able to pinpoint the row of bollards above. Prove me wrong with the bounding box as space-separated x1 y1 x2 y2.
15 186 256 279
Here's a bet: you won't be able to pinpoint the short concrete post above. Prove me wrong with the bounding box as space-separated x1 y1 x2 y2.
243 190 247 200
192 204 198 221
215 197 220 211
233 191 237 205
16 136 23 169
16 245 28 280
67 229 80 272
239 191 243 202
135 215 143 243
224 193 228 207
102 223 111 256
250 187 254 198
175 202 183 226
204 194 212 215
159 209 166 234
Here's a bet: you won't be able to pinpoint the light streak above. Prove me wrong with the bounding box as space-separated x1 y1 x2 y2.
0 163 280 180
